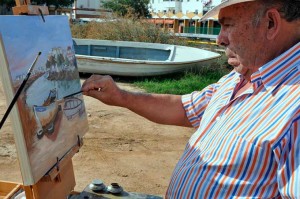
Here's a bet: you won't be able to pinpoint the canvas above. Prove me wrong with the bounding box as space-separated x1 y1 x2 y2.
0 15 89 185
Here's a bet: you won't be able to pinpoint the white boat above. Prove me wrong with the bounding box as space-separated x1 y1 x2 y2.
63 97 84 120
73 38 221 76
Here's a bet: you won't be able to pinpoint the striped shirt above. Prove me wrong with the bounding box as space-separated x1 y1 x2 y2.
166 42 300 198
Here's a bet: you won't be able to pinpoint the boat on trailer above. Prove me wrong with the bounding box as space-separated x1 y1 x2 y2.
73 38 221 76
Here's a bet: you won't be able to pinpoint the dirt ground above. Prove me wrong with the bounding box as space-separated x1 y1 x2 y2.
0 77 194 197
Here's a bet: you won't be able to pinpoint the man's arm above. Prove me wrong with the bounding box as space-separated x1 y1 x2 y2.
81 75 192 127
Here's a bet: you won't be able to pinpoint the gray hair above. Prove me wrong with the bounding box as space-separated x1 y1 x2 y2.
259 0 300 22
251 0 300 27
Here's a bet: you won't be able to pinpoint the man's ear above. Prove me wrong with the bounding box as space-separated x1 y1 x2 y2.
266 9 281 40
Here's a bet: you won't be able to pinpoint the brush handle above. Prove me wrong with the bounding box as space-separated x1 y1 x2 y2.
63 90 82 99
0 52 41 130
0 72 31 129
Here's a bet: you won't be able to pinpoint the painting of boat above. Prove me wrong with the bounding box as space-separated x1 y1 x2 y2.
33 89 61 139
73 38 221 76
63 96 85 120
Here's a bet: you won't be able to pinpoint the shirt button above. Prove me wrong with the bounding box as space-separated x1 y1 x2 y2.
216 116 221 121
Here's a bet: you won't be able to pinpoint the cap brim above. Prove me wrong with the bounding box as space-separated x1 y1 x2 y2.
201 0 255 21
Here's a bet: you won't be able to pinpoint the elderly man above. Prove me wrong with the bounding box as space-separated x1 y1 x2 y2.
82 0 300 198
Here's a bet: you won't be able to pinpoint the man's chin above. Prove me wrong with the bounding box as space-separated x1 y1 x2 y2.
228 59 240 66
233 66 244 74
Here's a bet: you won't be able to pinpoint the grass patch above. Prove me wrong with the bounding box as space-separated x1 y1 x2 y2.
133 72 217 95
133 66 230 95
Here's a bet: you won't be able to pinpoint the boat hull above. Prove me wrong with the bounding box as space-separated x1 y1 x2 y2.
63 97 84 120
76 56 216 76
73 39 221 76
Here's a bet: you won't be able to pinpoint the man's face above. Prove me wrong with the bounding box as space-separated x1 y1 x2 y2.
217 2 267 79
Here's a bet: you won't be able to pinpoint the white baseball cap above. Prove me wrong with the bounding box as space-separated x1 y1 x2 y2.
201 0 255 21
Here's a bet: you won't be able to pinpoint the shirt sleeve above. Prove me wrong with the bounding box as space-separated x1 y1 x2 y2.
181 73 232 128
275 115 300 198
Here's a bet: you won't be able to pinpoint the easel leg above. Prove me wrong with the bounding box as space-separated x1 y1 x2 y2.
23 160 76 199
24 185 35 199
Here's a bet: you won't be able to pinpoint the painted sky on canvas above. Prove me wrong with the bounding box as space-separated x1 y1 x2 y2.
0 16 73 80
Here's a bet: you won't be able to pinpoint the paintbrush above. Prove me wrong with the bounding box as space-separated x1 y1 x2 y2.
0 52 42 130
63 90 83 99
56 90 83 104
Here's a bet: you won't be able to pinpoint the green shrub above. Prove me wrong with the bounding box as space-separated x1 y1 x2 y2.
71 17 188 45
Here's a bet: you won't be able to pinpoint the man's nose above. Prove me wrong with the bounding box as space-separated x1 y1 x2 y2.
216 30 228 47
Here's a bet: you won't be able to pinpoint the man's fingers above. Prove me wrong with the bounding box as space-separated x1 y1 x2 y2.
82 75 104 92
81 75 116 99
85 89 101 98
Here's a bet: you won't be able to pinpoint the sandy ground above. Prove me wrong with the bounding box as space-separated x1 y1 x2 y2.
0 76 194 196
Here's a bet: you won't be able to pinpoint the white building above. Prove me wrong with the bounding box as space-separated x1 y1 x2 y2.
148 0 222 16
73 0 111 19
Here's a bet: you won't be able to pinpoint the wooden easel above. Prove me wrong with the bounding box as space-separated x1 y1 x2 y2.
21 142 81 199
12 0 49 15
0 1 81 199
1 142 80 199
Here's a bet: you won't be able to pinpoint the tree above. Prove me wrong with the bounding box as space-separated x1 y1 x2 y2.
0 0 74 10
0 0 15 9
32 0 74 8
102 0 150 19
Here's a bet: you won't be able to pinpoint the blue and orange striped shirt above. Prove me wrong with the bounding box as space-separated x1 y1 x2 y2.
166 42 300 198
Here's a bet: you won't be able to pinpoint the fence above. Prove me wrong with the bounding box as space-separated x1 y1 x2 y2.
183 27 221 35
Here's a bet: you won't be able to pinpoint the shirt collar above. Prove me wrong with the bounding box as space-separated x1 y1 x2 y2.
250 42 300 91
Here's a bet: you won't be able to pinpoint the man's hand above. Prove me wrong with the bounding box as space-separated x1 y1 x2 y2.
81 74 191 127
81 75 126 107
